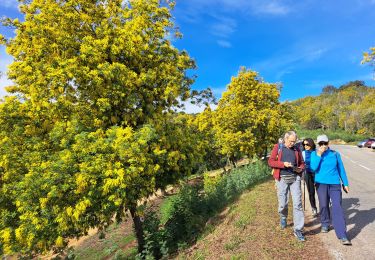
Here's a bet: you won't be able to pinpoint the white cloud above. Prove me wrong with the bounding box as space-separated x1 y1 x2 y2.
174 1 294 50
255 2 291 15
210 85 228 99
211 17 236 38
176 0 293 19
0 75 12 98
217 40 231 48
275 68 293 80
304 48 326 62
254 47 329 72
0 47 14 97
0 78 12 97
0 0 18 9
356 0 375 5
176 99 217 114
208 0 289 14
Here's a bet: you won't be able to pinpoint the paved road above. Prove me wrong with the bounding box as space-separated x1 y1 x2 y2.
316 145 375 260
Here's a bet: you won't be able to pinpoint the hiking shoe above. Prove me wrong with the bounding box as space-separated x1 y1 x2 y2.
321 226 330 233
294 230 306 242
280 218 287 229
312 208 318 217
340 237 352 245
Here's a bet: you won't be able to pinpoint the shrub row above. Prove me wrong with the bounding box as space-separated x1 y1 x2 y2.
138 160 270 259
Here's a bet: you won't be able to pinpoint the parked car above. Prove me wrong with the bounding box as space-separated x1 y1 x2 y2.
372 142 375 149
357 139 369 148
364 138 375 148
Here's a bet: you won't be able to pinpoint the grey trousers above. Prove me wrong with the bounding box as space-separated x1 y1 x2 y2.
277 175 305 231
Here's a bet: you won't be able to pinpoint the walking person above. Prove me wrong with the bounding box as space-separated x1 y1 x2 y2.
302 138 318 217
268 131 306 242
310 134 351 245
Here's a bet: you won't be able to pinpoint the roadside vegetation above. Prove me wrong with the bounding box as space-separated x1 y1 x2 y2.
1 0 374 259
296 128 367 144
63 162 330 260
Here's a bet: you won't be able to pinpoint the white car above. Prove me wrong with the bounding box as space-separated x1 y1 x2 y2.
372 142 375 149
357 139 368 148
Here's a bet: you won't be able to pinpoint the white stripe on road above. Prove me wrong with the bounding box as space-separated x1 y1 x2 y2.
350 160 357 163
359 164 371 171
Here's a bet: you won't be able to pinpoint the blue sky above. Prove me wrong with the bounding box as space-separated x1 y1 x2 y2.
1 0 375 108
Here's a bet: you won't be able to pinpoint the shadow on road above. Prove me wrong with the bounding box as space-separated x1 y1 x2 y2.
343 197 375 239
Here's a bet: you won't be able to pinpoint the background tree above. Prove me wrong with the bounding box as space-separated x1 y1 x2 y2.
152 113 206 191
0 0 201 256
213 67 284 164
189 107 226 172
357 93 375 135
321 85 337 95
290 82 375 135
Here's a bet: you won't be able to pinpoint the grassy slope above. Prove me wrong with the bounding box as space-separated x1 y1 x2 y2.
174 179 330 260
68 222 137 260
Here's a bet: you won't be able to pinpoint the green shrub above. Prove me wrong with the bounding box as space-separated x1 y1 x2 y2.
161 185 208 251
137 210 168 260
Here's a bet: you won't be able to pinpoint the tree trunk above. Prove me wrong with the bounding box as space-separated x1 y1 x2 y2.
230 155 237 168
160 188 167 197
130 205 145 254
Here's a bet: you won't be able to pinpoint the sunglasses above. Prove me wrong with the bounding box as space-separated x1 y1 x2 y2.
318 142 329 146
303 143 310 146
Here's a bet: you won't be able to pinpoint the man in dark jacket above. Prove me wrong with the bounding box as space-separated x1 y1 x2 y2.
268 131 305 241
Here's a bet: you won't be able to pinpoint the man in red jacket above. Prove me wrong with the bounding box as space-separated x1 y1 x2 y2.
268 131 305 241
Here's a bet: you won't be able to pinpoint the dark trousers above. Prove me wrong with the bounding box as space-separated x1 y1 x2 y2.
316 183 348 239
304 171 317 210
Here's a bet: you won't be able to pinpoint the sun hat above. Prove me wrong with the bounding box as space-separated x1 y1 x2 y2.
317 134 329 143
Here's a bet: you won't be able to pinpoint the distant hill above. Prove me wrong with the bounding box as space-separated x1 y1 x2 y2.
289 81 375 136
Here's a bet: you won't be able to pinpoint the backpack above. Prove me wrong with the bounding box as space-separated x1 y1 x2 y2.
270 143 283 175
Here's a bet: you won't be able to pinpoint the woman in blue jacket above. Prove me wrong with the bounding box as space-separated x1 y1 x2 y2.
310 134 351 245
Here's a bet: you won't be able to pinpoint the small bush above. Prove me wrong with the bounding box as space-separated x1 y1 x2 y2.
137 210 168 259
161 185 208 251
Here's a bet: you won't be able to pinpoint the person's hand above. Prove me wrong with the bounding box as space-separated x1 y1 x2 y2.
344 186 349 193
317 145 328 156
284 162 292 168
